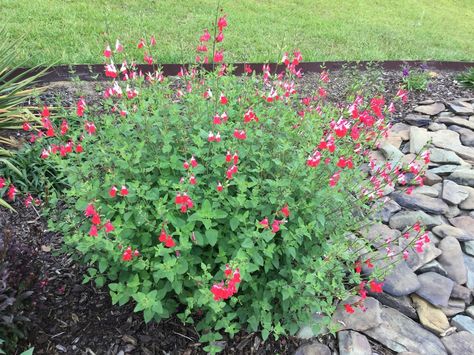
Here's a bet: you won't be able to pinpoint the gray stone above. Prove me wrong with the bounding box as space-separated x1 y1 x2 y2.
383 260 421 296
459 186 474 209
448 216 474 235
379 143 404 162
389 211 443 230
429 165 463 175
437 237 468 284
418 260 448 276
441 299 466 317
424 171 443 185
463 254 474 290
404 113 432 127
401 239 442 271
370 292 417 319
415 102 445 116
442 180 470 204
452 315 474 334
413 185 440 197
331 297 382 332
441 331 474 355
431 131 474 161
438 116 474 130
359 223 401 248
363 307 447 355
391 192 449 215
448 100 474 116
432 224 474 242
451 284 473 304
445 204 462 218
464 241 474 256
419 99 435 105
338 330 371 355
410 126 430 154
295 341 331 355
467 306 474 318
380 199 401 223
428 122 448 132
429 148 463 165
448 169 474 186
389 122 410 140
415 272 454 308
449 125 474 147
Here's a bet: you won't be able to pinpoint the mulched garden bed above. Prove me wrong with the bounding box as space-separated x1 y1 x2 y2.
3 67 472 354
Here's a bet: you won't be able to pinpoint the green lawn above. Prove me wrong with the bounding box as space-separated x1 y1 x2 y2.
1 0 474 66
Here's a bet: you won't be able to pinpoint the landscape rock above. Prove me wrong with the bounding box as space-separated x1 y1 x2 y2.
429 165 463 175
463 254 474 289
409 126 430 153
399 238 441 271
295 341 331 355
379 143 404 162
338 330 371 355
429 148 463 165
296 313 329 339
382 260 421 296
412 185 439 197
437 237 468 284
423 171 443 185
441 299 466 317
411 295 451 335
418 260 448 276
363 307 447 355
428 122 448 131
438 116 474 130
459 186 474 209
415 102 445 116
441 331 474 355
331 297 382 332
389 211 443 230
389 122 411 140
378 199 401 223
444 204 461 218
449 125 474 147
448 216 474 235
442 180 469 204
447 169 474 186
451 315 474 334
451 284 473 304
431 131 474 161
370 292 417 319
359 223 400 248
463 241 474 256
404 113 432 127
432 224 474 242
415 272 453 308
448 100 474 116
467 306 474 318
391 192 449 215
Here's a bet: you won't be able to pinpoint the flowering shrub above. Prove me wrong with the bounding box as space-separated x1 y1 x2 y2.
4 11 432 352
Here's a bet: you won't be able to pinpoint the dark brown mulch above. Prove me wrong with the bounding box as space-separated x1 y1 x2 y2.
2 201 302 354
2 67 473 354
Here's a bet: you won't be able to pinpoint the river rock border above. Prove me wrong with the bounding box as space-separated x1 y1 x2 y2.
295 98 474 355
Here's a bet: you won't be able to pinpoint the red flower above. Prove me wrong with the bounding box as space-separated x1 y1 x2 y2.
6 185 17 201
369 280 383 293
354 260 362 273
281 205 290 217
190 156 198 168
23 122 31 131
164 237 176 248
364 259 374 268
84 121 96 135
89 225 98 237
200 29 211 42
271 219 283 233
217 16 227 31
120 185 129 196
84 204 96 217
344 304 355 314
137 38 145 49
183 161 190 169
76 144 83 153
217 182 223 192
104 221 114 233
77 97 86 117
233 129 247 140
109 185 118 198
213 50 224 63
226 151 232 162
150 35 157 46
41 106 50 119
91 213 101 225
259 218 269 229
159 229 167 242
189 175 196 185
103 45 112 58
0 177 5 189
219 93 228 105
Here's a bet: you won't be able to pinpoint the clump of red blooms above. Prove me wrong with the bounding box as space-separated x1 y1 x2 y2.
1 12 434 314
210 265 241 301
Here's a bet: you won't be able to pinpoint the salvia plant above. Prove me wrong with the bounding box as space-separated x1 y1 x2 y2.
401 64 432 91
1 9 433 353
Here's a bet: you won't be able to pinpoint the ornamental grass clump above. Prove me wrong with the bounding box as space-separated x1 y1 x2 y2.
2 10 432 352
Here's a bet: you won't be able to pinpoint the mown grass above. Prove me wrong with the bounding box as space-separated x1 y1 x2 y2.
1 0 473 66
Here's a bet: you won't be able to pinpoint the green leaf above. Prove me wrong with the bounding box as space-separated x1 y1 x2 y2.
205 229 218 247
20 348 35 355
95 276 105 288
229 217 240 231
98 258 108 273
